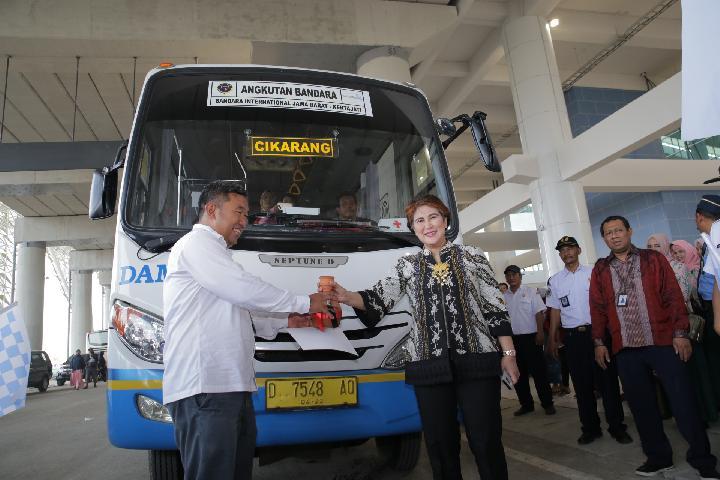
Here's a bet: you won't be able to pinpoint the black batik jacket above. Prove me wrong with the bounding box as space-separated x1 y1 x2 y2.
356 243 512 385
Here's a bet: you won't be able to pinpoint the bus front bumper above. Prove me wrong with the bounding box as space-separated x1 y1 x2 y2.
107 369 421 450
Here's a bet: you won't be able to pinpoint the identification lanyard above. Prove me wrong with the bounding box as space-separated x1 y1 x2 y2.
610 254 636 307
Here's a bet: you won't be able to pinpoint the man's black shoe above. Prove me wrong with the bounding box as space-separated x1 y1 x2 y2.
513 406 534 416
634 461 674 476
577 431 602 445
544 405 557 415
699 468 720 479
611 431 633 444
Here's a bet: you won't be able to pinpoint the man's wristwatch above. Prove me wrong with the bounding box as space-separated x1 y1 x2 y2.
502 349 516 357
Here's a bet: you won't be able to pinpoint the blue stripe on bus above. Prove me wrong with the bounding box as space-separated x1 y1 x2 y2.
108 368 164 381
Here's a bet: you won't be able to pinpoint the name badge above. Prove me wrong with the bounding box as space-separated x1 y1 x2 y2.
560 296 570 307
617 294 628 307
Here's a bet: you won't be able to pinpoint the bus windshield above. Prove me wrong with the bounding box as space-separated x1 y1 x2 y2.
122 67 457 251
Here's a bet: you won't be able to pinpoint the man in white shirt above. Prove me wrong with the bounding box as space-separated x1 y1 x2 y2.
503 265 556 416
697 195 720 335
163 180 334 480
547 236 631 445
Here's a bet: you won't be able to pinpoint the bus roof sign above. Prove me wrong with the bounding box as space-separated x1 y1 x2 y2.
207 80 373 116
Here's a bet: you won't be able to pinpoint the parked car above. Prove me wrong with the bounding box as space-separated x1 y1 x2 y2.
55 358 71 387
28 350 52 392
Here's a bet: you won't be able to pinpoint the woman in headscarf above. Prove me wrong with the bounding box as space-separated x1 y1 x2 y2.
646 233 693 302
695 237 705 259
671 239 702 283
647 234 718 422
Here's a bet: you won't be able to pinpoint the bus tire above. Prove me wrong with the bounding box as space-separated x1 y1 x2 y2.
375 432 421 472
148 449 183 480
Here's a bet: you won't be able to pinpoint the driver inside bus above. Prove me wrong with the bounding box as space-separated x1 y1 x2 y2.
255 190 280 225
259 189 279 214
336 192 359 221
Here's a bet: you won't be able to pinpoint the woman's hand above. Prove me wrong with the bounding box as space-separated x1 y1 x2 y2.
327 281 366 310
332 281 351 303
501 355 520 385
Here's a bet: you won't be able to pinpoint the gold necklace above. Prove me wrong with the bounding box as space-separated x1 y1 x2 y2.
431 262 451 283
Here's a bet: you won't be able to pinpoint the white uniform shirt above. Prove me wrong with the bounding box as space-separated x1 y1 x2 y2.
703 219 720 281
504 285 545 335
162 224 310 405
546 265 592 328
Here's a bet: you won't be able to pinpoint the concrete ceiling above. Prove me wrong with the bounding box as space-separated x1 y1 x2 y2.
0 0 683 216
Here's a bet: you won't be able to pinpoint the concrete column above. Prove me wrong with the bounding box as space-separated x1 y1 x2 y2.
356 46 411 83
97 270 112 329
14 241 46 350
486 219 516 281
69 270 93 353
502 16 596 275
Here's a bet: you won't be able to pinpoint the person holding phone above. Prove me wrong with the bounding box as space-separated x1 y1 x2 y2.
333 194 518 480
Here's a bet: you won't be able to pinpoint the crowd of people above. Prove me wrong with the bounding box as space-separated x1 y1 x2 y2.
159 180 720 480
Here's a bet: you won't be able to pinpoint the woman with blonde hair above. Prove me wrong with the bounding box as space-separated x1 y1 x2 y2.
333 195 519 480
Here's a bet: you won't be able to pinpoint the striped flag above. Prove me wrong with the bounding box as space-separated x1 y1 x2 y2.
0 303 31 417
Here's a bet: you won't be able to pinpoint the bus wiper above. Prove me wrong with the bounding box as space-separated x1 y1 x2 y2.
295 220 418 246
141 231 188 253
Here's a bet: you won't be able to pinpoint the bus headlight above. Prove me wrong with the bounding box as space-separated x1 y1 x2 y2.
381 335 412 370
136 394 173 423
112 302 164 363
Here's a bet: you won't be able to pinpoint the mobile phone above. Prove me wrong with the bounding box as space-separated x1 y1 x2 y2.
500 371 513 390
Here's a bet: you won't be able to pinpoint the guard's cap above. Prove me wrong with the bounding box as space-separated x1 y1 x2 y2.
697 195 720 217
555 235 580 250
504 265 521 275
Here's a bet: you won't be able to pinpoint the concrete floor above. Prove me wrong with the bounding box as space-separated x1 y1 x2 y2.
1 382 719 479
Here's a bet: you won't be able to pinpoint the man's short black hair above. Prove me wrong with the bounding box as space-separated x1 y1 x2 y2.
697 208 720 221
198 180 247 217
336 191 356 204
600 215 631 236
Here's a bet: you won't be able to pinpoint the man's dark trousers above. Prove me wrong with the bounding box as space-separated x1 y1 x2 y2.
167 392 256 480
615 346 716 471
563 326 626 435
513 333 553 409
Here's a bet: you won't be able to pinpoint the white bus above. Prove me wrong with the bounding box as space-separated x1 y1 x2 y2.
89 64 498 479
85 329 108 354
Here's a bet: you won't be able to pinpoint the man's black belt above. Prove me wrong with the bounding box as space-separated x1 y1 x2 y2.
562 324 591 332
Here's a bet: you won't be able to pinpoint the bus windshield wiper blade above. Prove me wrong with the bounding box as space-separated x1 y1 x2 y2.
141 231 187 253
295 220 418 246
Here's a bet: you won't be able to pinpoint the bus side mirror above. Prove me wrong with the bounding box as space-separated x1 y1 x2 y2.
89 168 118 219
89 141 127 220
469 112 500 173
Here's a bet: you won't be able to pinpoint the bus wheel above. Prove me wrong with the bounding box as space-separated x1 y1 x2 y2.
148 450 183 480
375 432 421 472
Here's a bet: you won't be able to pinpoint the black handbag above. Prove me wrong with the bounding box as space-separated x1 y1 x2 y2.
688 312 706 343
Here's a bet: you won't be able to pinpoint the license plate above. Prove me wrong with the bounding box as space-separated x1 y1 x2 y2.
265 376 358 410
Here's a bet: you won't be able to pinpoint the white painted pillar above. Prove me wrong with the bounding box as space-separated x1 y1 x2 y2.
97 270 112 329
502 16 596 275
486 219 516 281
356 46 412 83
69 270 93 353
15 242 46 350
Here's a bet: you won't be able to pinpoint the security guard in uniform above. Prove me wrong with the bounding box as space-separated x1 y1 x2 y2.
504 265 556 416
547 236 633 445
